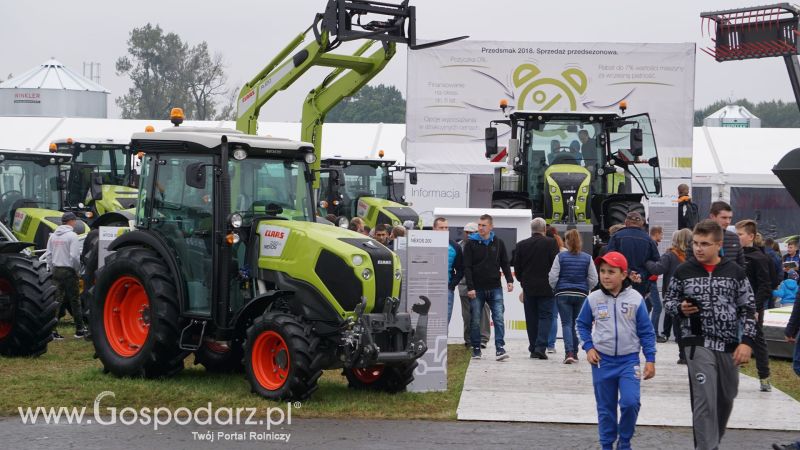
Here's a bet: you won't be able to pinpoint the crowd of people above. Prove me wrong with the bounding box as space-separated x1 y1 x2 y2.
436 189 800 450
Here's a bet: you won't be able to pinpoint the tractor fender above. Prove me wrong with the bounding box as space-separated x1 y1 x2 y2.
231 290 293 336
0 242 34 254
105 230 185 312
90 210 135 229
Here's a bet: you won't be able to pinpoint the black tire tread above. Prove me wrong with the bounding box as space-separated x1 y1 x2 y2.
0 254 57 357
343 360 418 393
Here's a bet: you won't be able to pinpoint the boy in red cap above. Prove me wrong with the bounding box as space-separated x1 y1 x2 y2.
577 251 657 450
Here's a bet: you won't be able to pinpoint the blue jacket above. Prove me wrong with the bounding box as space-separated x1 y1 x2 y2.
576 283 656 363
548 251 598 296
607 226 659 279
447 239 464 291
773 279 798 305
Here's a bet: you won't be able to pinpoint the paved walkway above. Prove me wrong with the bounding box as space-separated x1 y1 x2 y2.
457 340 800 431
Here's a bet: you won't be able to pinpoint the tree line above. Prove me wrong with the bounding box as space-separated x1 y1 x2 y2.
115 24 406 123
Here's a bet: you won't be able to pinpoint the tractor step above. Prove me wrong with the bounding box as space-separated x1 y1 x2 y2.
179 320 207 351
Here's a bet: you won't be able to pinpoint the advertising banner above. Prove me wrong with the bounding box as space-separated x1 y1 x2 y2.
406 40 695 205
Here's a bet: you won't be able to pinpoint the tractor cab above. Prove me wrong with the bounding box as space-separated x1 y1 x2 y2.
319 157 420 229
51 138 138 218
0 150 86 249
486 109 661 234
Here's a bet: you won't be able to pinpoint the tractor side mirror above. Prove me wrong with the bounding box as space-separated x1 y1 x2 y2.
485 127 498 158
409 171 418 185
185 163 207 189
630 128 643 157
90 173 103 200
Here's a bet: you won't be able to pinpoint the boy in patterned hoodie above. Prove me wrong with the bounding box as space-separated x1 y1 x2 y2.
664 219 756 450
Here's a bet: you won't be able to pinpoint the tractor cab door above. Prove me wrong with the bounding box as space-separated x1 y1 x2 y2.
607 113 661 196
149 154 216 316
66 163 95 207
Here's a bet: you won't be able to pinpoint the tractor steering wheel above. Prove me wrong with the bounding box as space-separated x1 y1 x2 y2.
0 190 23 203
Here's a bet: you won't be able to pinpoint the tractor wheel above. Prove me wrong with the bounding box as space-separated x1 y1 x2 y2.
245 311 322 401
0 255 57 357
343 360 418 393
492 198 528 209
194 339 244 373
607 201 645 228
90 247 186 378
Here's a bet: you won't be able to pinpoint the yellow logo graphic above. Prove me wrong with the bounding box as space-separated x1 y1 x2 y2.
513 64 588 111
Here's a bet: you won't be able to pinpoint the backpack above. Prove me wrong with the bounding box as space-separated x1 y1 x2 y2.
681 200 699 230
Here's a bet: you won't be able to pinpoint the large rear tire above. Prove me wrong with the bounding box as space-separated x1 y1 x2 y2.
90 247 186 378
245 311 322 401
0 255 57 357
342 361 418 393
492 198 528 209
607 201 645 228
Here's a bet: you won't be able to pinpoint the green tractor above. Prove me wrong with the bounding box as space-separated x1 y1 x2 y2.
51 138 139 219
485 105 661 243
90 124 429 400
0 214 58 357
0 150 88 249
319 157 421 229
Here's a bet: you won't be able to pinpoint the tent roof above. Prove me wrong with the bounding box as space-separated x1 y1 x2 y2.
705 104 759 120
0 59 110 93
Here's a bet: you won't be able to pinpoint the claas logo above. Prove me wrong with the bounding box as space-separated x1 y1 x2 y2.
264 229 285 239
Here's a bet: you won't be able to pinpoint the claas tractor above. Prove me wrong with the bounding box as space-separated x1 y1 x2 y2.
319 156 421 229
90 122 429 400
0 150 88 249
51 138 138 220
485 105 662 246
0 214 57 357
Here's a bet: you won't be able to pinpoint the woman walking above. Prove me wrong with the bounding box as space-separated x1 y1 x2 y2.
548 229 598 363
645 228 692 364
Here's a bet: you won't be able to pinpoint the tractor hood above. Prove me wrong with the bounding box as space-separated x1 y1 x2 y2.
773 147 800 208
357 197 421 229
255 219 401 317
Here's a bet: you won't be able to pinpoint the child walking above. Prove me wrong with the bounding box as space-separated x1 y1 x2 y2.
577 251 657 450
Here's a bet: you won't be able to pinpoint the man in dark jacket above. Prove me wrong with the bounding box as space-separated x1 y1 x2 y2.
735 220 773 392
513 217 559 359
785 296 800 377
694 201 745 265
464 214 514 361
433 217 464 324
664 220 756 450
606 211 659 297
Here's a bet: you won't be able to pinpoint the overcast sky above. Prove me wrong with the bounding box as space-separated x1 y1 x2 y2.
2 0 796 120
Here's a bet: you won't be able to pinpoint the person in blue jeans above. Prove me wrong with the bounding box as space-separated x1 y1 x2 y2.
463 214 514 361
786 296 800 377
577 251 656 450
549 229 598 363
433 217 464 323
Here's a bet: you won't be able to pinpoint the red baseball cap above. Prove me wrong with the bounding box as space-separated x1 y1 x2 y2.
595 251 628 272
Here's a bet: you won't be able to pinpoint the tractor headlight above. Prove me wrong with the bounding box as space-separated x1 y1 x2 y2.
579 197 586 203
337 217 349 227
554 196 561 203
233 148 248 161
361 268 372 280
550 186 557 193
582 186 588 193
304 152 317 164
394 269 402 280
230 213 243 229
352 255 364 266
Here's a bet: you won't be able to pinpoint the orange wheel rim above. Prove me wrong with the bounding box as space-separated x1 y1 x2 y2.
252 330 290 390
353 365 384 384
103 276 149 357
0 278 14 339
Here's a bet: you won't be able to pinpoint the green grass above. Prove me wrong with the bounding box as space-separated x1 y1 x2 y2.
0 324 470 419
740 357 800 401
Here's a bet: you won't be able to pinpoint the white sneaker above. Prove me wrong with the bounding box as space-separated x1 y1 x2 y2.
546 347 556 354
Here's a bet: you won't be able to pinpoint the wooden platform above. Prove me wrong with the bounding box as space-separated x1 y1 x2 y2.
456 340 800 431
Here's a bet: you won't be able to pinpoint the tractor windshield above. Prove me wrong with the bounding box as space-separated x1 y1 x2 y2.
229 157 313 225
341 163 390 201
0 159 60 225
522 119 602 203
73 146 129 186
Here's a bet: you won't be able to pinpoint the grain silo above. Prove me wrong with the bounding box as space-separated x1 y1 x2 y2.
0 58 109 118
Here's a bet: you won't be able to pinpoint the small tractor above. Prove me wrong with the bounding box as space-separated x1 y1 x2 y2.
484 104 662 246
0 150 88 249
51 137 139 219
319 156 421 229
90 121 429 400
0 202 57 357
